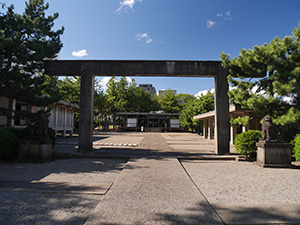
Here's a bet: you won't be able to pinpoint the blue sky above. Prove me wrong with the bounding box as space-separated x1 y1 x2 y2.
4 0 300 96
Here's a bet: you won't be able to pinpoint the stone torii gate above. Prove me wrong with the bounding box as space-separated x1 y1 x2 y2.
44 60 229 155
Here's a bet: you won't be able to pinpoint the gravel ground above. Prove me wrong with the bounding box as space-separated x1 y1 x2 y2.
181 160 300 204
0 191 102 225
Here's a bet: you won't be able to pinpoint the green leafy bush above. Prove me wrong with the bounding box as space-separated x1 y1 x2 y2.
0 129 19 159
48 128 56 147
292 134 300 162
5 128 27 140
234 130 262 156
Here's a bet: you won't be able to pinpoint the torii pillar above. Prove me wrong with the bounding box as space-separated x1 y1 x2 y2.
79 67 95 152
214 71 230 155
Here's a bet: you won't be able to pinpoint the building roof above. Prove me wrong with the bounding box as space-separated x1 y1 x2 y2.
193 105 253 120
117 112 180 116
52 100 79 109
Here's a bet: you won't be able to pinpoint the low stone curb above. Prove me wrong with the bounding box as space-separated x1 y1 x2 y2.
93 143 138 147
56 142 138 147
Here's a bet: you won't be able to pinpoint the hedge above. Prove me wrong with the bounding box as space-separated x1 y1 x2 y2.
0 129 19 159
234 130 262 156
292 134 300 162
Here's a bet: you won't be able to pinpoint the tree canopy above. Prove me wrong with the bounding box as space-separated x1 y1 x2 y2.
0 0 63 119
158 89 180 113
221 22 300 126
179 91 214 131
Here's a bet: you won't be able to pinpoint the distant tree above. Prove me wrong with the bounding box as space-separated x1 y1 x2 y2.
106 76 132 128
0 0 64 122
221 22 300 126
126 86 160 112
94 82 108 128
58 77 81 105
180 91 214 131
176 93 196 111
158 89 180 113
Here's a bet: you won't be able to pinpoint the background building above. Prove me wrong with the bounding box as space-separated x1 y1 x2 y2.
117 112 182 132
158 89 177 96
139 84 157 96
0 96 78 137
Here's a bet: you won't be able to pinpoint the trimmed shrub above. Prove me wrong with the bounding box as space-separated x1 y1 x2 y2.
0 129 19 159
234 130 262 156
292 134 300 162
48 128 56 147
5 128 27 140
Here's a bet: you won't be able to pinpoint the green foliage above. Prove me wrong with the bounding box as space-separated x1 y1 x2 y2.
221 22 300 126
179 91 214 131
5 128 27 140
285 125 300 143
94 85 108 127
104 76 160 128
234 130 262 156
57 77 81 105
0 129 19 159
48 127 56 147
0 0 64 121
158 89 180 113
176 93 196 111
126 87 160 112
230 116 250 126
292 134 300 161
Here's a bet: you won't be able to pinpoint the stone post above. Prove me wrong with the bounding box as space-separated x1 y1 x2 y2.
214 74 230 155
79 69 95 153
203 119 208 139
208 118 214 140
230 123 234 145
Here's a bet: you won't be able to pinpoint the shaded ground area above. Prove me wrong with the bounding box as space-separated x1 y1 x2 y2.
1 132 300 224
0 158 128 224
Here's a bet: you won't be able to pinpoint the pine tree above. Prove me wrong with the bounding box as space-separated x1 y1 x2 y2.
0 0 64 121
221 22 300 126
158 89 180 113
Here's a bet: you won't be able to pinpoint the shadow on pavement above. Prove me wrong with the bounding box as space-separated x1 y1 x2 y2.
155 201 300 224
0 190 101 225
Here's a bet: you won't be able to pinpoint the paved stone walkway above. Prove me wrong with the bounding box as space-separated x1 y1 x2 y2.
1 132 300 224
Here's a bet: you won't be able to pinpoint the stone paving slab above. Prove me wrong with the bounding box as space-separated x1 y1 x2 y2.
0 180 111 195
85 157 224 225
181 160 300 224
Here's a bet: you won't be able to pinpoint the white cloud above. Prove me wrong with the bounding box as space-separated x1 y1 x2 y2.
115 0 142 14
99 77 111 90
283 95 294 104
217 13 223 17
206 20 216 28
195 88 215 98
225 11 232 20
195 86 236 98
136 33 153 44
72 49 88 57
